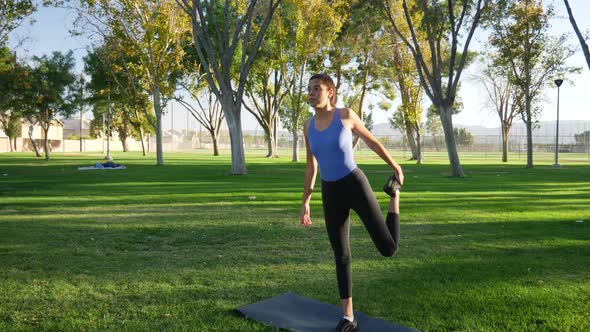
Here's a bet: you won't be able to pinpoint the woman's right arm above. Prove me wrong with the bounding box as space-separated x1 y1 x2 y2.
301 120 317 227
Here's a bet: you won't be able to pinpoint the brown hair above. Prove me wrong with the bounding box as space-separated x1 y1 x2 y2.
310 73 337 107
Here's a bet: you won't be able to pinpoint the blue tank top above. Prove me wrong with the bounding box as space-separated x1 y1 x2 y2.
308 109 357 181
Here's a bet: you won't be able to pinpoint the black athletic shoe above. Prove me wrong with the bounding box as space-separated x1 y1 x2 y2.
335 318 359 332
383 173 402 197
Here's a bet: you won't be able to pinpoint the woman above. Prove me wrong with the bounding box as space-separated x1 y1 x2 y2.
300 73 404 332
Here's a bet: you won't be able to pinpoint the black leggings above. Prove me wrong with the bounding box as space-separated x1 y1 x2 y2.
321 167 399 299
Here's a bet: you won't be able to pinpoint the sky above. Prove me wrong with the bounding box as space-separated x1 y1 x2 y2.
8 1 590 132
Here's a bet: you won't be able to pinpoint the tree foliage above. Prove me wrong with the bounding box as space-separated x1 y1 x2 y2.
453 127 474 146
73 0 189 164
574 131 590 147
0 49 24 151
487 0 579 168
84 45 154 155
384 0 490 177
0 0 35 45
275 0 344 162
28 51 77 160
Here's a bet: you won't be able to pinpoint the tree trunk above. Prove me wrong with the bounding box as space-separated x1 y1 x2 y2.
264 124 277 158
122 122 129 152
405 121 418 160
139 128 146 156
273 117 278 158
415 128 423 164
213 136 219 156
79 115 83 152
525 91 533 168
42 126 50 161
28 122 41 157
352 66 370 149
120 137 128 152
292 130 299 162
439 104 464 177
563 0 590 71
210 129 220 156
221 98 247 175
502 124 509 162
152 85 164 166
266 132 273 158
432 134 439 152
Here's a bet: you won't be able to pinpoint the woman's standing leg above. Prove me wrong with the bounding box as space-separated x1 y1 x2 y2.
322 181 354 318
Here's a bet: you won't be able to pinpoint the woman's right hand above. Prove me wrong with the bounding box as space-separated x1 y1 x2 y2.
396 168 404 186
300 204 312 227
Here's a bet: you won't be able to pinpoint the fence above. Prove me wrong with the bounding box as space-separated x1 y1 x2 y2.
2 134 589 161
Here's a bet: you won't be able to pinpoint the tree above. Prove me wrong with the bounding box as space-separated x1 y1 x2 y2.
239 4 302 159
425 104 443 151
0 0 35 45
382 3 432 163
280 91 311 162
276 0 343 162
29 51 77 160
475 56 522 162
453 127 474 146
488 0 579 168
1 43 50 158
397 94 423 163
337 0 393 149
84 45 154 156
176 87 224 156
242 66 288 158
69 74 87 152
562 0 590 71
388 35 425 163
73 0 189 165
0 112 20 151
175 41 224 156
0 46 25 151
574 131 590 150
387 103 406 144
384 0 490 177
364 109 375 132
177 0 282 174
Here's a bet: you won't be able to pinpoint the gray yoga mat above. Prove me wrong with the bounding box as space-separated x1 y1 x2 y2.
236 292 420 332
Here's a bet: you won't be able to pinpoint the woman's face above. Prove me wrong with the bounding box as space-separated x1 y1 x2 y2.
308 79 333 109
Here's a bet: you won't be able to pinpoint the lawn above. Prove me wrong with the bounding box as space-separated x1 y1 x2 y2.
0 151 589 331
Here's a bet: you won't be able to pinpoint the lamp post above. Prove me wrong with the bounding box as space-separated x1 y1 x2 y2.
106 79 112 161
553 79 563 168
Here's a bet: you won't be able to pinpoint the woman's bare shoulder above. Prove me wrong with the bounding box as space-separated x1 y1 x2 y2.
340 108 361 121
339 108 355 119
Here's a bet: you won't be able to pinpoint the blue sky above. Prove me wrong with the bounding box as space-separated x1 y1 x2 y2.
8 2 590 131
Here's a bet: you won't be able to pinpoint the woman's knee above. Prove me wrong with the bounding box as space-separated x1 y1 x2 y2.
378 242 398 257
334 254 351 266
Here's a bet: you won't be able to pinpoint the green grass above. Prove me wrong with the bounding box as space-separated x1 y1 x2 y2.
0 151 589 331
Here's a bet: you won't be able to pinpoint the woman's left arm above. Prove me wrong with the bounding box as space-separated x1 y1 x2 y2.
347 109 404 184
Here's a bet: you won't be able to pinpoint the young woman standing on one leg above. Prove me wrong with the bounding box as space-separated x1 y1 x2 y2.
300 74 404 332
